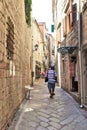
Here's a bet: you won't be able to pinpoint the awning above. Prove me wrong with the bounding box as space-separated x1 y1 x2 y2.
57 46 78 55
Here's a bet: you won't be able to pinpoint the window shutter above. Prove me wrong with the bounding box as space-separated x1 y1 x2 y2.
51 24 54 32
72 3 77 26
63 16 67 37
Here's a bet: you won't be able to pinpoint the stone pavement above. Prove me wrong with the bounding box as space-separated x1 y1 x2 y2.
8 80 87 130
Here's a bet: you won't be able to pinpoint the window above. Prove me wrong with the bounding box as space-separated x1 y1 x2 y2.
57 23 61 42
6 17 14 60
67 13 71 33
63 1 76 35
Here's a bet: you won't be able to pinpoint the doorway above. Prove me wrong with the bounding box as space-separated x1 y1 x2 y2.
70 56 78 92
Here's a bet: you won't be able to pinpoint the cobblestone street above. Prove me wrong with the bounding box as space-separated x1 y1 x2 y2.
8 80 87 130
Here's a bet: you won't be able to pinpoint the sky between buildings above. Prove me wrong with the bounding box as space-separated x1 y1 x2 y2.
32 0 52 32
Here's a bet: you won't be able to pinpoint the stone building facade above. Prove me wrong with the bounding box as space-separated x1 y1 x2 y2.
52 0 87 106
52 0 84 103
31 19 44 82
81 1 87 106
46 33 55 67
38 22 49 70
0 0 32 129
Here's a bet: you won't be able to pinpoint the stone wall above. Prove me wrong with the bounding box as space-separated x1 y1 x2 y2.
0 0 32 129
60 23 79 91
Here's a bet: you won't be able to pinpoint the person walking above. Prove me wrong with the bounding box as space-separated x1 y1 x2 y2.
45 66 57 98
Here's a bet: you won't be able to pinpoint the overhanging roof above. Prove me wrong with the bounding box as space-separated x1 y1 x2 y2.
57 46 78 55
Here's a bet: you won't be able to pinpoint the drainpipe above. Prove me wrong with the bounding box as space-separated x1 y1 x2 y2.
78 0 84 108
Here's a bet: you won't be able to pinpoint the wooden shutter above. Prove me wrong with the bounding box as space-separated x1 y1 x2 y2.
57 26 61 43
63 16 67 37
72 3 77 26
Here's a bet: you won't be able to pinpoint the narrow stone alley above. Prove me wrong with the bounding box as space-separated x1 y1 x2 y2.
8 80 87 130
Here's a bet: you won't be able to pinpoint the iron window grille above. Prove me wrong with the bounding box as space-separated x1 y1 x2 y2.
6 17 14 60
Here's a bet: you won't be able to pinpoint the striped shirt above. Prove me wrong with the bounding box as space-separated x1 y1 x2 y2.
47 69 56 83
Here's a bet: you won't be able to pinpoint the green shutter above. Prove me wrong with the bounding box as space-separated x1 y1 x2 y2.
51 24 54 32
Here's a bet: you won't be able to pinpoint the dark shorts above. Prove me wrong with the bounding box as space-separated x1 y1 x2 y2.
48 82 55 90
